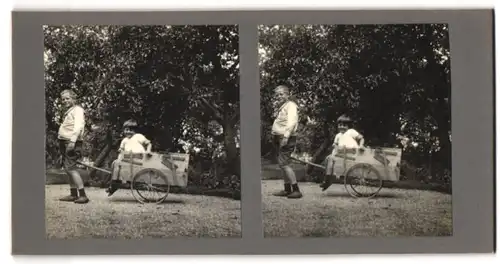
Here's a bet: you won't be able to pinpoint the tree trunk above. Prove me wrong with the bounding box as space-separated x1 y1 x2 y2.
307 124 331 175
89 129 113 183
208 28 240 178
434 95 451 171
420 28 451 176
222 119 239 177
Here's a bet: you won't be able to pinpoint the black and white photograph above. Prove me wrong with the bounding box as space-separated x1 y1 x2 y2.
259 24 452 237
44 25 241 239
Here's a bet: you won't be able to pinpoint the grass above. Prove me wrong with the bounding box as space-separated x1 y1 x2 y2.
45 185 241 239
262 180 452 237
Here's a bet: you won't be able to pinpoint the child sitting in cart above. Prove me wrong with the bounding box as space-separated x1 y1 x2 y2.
106 119 153 196
320 114 365 191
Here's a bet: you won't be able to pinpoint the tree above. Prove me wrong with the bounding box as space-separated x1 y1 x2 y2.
44 25 241 190
259 24 451 184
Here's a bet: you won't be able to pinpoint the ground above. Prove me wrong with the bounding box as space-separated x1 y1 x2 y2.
262 180 452 237
45 185 241 239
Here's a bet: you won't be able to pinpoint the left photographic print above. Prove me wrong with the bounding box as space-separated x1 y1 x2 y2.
44 25 242 239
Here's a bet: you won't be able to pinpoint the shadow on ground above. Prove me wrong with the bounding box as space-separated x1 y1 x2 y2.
323 191 401 199
108 197 186 204
170 186 241 200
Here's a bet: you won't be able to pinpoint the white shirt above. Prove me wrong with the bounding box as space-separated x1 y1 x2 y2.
119 134 150 154
58 105 85 142
334 129 361 149
271 100 299 137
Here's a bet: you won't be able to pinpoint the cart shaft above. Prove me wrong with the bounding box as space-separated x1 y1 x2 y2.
76 161 112 174
290 157 326 170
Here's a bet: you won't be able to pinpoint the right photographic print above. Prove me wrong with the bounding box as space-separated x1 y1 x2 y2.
259 24 452 237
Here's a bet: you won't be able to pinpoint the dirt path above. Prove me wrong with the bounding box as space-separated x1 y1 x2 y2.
45 185 241 239
262 180 452 237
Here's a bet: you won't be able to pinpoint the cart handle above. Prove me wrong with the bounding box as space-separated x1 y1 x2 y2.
290 156 326 170
76 161 112 174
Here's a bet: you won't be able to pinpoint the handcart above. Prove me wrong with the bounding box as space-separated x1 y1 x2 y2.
77 152 190 204
291 147 402 198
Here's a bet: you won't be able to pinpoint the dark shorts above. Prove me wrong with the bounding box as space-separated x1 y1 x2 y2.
273 135 297 167
59 140 83 170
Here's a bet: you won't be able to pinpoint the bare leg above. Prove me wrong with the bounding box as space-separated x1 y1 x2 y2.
110 160 117 181
272 164 294 197
282 169 291 184
59 140 79 202
283 165 297 184
70 169 85 189
59 140 89 203
106 160 120 196
59 168 79 201
69 168 89 204
66 169 77 188
273 166 292 196
282 164 302 199
272 136 293 197
325 155 335 176
320 155 335 191
273 135 301 198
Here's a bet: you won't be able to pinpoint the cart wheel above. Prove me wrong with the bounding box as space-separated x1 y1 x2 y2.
131 168 170 204
344 163 383 198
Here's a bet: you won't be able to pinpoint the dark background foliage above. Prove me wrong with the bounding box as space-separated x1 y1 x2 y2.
259 24 451 187
45 25 241 192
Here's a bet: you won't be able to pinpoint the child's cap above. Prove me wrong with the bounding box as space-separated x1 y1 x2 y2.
337 114 352 123
60 89 77 99
275 85 290 93
123 119 138 128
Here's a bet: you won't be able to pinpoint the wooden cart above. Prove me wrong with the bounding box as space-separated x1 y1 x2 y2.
78 152 190 204
292 147 402 198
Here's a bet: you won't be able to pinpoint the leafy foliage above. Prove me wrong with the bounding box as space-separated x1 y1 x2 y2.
44 25 240 193
259 24 451 185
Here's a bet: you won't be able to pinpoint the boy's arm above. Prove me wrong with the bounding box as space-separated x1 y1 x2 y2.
352 129 365 148
118 139 126 152
334 133 340 145
283 102 299 138
145 141 152 153
70 107 85 143
330 134 340 153
358 136 365 148
138 134 152 153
